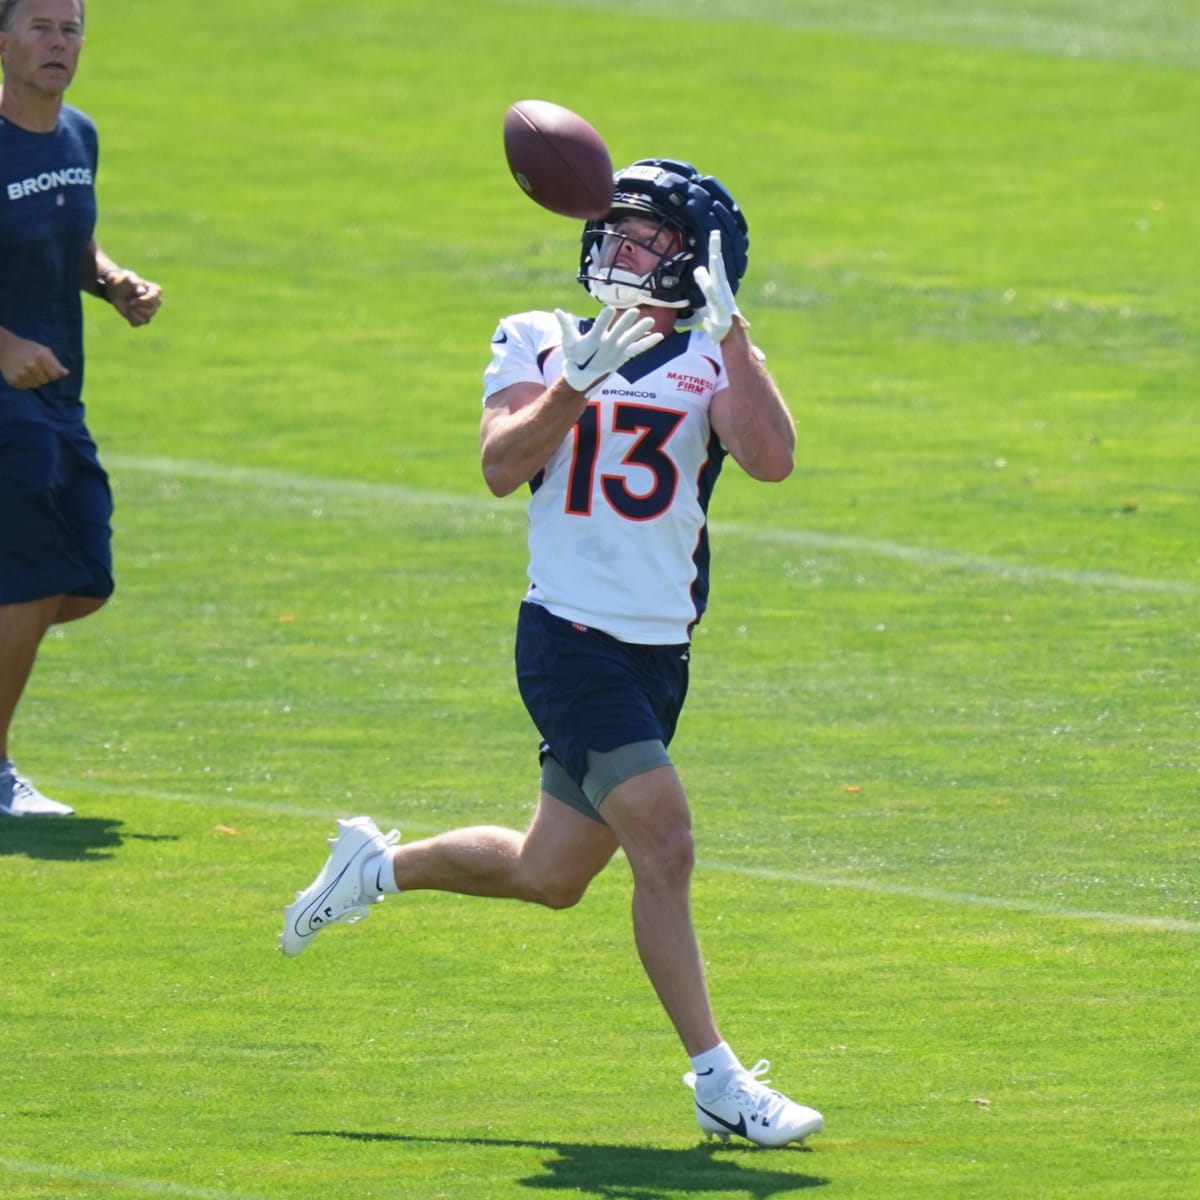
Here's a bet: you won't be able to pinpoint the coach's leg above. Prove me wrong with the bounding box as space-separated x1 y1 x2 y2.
54 595 107 624
0 596 62 760
600 764 721 1056
388 791 619 909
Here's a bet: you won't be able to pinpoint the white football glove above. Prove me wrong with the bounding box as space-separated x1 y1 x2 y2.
690 230 744 342
555 305 663 395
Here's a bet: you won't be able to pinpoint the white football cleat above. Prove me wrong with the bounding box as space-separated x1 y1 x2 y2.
0 762 75 817
684 1060 824 1148
279 816 399 958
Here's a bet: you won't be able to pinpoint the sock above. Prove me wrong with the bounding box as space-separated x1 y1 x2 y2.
689 1041 742 1101
361 848 401 898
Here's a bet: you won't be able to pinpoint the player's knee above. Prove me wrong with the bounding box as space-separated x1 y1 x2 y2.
627 823 695 893
657 824 696 885
529 873 591 911
520 857 595 909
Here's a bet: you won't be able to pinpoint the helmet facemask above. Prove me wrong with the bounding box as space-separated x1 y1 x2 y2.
577 160 749 320
580 205 694 310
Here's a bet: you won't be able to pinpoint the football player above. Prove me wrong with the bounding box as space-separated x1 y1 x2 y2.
283 160 823 1147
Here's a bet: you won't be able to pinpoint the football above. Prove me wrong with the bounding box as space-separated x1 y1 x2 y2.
503 99 615 220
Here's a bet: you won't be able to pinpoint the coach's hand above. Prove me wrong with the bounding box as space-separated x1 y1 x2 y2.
104 269 164 328
0 331 69 389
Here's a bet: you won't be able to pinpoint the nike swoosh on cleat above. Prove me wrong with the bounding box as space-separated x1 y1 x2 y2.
301 880 344 932
696 1105 747 1139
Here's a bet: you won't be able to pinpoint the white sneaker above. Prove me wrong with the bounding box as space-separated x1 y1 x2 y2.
0 762 75 818
279 816 399 958
684 1060 824 1147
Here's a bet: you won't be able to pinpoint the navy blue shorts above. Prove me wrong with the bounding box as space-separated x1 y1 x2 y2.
515 601 690 794
0 417 114 605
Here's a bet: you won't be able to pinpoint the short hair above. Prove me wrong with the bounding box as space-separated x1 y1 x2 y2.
0 0 86 32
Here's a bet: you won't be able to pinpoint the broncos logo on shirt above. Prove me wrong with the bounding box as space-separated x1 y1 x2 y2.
0 105 99 418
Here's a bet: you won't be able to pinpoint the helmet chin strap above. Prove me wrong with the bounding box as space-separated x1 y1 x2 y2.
587 267 688 310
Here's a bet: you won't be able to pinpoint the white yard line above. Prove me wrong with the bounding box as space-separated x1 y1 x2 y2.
0 1159 267 1200
701 861 1200 934
107 453 1199 597
58 781 1200 935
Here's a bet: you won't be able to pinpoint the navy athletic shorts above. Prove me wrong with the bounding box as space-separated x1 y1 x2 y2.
0 416 114 605
515 600 690 800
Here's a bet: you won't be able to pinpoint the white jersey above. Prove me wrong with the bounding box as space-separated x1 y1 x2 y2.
483 309 731 644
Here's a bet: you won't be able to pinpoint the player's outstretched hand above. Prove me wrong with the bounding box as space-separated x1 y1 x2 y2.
555 305 662 395
690 230 743 342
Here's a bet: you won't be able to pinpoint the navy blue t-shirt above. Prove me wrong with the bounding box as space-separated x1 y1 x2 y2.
0 104 98 422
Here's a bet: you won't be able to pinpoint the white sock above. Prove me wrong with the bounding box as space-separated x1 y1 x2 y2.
689 1041 742 1101
361 848 401 898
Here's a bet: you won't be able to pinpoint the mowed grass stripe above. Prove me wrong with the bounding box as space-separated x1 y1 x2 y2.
107 453 1200 596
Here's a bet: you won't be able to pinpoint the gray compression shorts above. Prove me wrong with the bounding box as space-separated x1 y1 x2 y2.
542 740 673 826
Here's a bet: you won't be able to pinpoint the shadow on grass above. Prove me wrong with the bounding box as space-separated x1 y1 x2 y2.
0 817 177 861
295 1131 829 1197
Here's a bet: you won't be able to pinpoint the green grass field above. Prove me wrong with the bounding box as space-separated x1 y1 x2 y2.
3 1 1198 1197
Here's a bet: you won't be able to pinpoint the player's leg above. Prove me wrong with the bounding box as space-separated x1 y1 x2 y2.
602 762 824 1146
511 604 718 1040
598 762 719 1056
279 791 619 957
386 788 619 908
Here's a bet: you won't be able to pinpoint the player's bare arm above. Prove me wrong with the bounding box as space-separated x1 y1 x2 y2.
709 323 796 482
689 229 794 482
481 306 661 497
480 380 588 497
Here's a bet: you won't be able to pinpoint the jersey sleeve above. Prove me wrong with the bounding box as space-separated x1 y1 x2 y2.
481 312 554 405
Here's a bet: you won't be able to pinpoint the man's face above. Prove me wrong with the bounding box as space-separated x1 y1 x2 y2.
599 215 684 275
0 0 85 98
